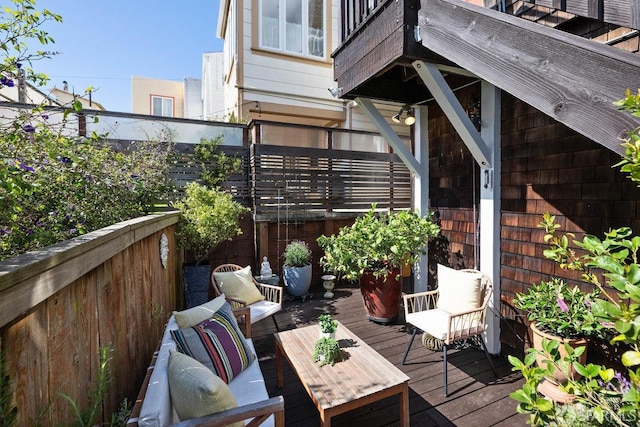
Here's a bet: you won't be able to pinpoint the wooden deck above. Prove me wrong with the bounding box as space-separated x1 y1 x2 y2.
250 282 529 426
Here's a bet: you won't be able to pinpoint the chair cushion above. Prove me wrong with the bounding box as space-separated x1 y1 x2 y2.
407 309 484 342
213 266 265 306
171 307 255 384
168 350 243 427
173 294 227 329
249 300 282 324
436 264 483 314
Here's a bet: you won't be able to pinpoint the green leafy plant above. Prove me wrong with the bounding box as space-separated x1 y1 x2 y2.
174 182 249 264
313 337 342 367
173 136 249 265
194 136 241 188
318 314 337 334
514 276 603 339
317 204 440 280
0 1 173 261
283 240 312 267
509 91 640 426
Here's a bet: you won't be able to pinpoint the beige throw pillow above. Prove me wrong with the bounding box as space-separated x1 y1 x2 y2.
213 266 265 306
173 294 227 329
168 351 243 426
436 264 483 314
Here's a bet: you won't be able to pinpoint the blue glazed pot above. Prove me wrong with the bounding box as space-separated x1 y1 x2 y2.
283 264 312 297
182 264 211 308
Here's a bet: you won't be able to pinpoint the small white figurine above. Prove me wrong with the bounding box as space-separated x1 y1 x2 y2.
260 256 272 277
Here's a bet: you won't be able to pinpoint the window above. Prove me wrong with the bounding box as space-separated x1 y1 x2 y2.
151 96 174 117
260 0 325 58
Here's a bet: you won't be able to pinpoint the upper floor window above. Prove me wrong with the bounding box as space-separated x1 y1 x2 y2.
260 0 325 59
151 96 174 117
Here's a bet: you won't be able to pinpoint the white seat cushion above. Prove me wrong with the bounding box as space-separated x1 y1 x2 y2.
407 309 484 342
249 300 281 324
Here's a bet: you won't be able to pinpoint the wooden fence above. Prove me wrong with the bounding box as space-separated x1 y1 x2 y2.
0 212 180 425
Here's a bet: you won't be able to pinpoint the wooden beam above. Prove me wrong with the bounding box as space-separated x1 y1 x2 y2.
412 61 492 167
418 0 640 155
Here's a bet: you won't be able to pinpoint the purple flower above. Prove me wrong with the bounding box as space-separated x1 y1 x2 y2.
59 156 72 164
42 114 49 120
17 162 35 173
23 124 35 133
16 62 21 69
556 295 568 312
0 76 14 87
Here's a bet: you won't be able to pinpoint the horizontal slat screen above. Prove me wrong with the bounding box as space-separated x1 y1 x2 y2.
169 143 251 205
251 144 411 219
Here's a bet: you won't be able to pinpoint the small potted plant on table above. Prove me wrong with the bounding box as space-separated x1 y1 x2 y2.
318 314 338 339
313 336 342 367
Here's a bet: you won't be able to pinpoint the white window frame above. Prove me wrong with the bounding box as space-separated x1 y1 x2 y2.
259 0 326 60
151 96 174 117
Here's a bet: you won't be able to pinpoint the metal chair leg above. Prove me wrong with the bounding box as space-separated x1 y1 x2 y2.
443 344 448 397
402 328 418 365
479 335 498 377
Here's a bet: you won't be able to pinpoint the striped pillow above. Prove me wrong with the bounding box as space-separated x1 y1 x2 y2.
171 308 255 384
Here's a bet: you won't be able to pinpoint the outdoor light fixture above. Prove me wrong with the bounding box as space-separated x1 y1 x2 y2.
392 105 415 126
328 87 343 98
467 98 481 131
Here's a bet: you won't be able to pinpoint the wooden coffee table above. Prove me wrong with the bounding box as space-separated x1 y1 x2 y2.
274 321 410 426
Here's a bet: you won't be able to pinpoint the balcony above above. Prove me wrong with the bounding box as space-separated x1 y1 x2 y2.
331 0 640 154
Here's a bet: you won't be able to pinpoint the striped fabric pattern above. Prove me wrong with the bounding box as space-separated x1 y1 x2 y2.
171 309 255 384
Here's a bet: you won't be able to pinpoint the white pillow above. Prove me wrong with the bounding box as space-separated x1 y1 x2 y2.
212 266 265 306
436 264 483 314
173 294 227 329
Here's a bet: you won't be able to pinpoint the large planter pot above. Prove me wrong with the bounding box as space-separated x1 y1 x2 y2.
182 264 211 309
359 268 402 324
530 322 588 385
283 264 312 297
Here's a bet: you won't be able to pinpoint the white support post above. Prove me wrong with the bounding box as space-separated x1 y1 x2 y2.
413 106 429 292
479 81 501 355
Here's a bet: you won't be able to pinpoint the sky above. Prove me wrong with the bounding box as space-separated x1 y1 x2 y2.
24 0 224 113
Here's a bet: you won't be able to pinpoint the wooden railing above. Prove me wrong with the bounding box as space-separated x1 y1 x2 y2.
250 144 412 220
340 0 388 43
0 213 180 425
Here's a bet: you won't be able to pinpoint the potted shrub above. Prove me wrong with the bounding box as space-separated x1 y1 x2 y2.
318 313 338 339
313 336 342 367
173 137 249 308
282 240 313 298
513 277 603 386
317 204 440 324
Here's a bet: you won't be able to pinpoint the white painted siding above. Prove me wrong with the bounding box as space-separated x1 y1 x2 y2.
240 0 342 117
202 52 226 121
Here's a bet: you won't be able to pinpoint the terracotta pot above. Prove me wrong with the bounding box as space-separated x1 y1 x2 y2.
530 322 588 384
359 268 402 324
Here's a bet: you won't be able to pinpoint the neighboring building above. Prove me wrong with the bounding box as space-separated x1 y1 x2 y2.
50 86 105 110
131 76 186 118
202 52 226 121
215 0 409 136
0 76 105 111
0 79 57 106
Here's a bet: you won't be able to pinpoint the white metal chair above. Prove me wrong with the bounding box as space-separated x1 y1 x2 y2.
402 265 497 396
211 264 283 331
